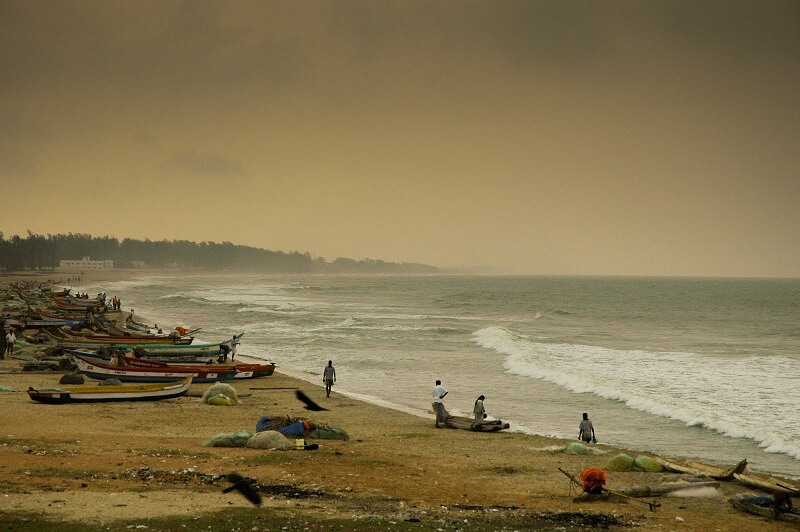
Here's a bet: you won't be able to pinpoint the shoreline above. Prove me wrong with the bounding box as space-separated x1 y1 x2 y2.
1 270 796 530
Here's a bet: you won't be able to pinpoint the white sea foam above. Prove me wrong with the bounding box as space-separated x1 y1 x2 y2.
473 326 800 461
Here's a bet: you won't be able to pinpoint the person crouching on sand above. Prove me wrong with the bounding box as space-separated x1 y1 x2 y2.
473 395 487 420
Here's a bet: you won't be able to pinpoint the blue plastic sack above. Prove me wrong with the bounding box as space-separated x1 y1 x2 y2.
277 421 307 437
256 416 272 433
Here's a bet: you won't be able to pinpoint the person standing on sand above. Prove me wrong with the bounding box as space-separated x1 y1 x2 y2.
323 360 336 397
5 329 16 357
473 395 487 420
229 335 240 361
432 380 448 428
0 319 6 359
578 412 597 444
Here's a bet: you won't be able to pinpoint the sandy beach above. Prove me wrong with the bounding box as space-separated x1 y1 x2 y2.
0 271 796 530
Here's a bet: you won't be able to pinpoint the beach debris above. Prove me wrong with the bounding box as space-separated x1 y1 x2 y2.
201 382 239 405
202 430 253 447
59 373 85 385
0 386 14 392
223 472 262 506
98 378 123 386
296 390 328 411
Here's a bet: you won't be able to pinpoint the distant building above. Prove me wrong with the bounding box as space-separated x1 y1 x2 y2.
59 256 114 271
131 260 146 268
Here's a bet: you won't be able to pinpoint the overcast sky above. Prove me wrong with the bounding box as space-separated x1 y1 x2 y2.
1 1 798 276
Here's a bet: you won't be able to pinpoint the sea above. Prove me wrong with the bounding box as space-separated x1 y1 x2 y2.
75 274 800 478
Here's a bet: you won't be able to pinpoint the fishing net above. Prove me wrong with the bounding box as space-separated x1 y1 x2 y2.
202 429 253 447
604 453 635 471
59 373 85 385
201 382 239 405
308 425 350 441
563 442 607 455
207 395 237 406
99 378 122 386
245 430 292 450
633 456 664 472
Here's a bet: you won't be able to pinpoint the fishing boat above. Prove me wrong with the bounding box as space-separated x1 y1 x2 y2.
5 317 85 329
729 494 800 525
27 376 192 404
733 472 800 495
130 333 244 357
442 415 510 432
41 329 193 347
655 457 747 480
66 348 219 366
71 353 275 383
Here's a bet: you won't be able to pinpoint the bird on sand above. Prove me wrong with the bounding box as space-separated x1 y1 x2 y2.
296 390 329 411
222 472 262 506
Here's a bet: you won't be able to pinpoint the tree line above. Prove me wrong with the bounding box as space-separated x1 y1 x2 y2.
0 231 438 274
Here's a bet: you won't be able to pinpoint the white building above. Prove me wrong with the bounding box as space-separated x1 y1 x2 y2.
59 256 114 271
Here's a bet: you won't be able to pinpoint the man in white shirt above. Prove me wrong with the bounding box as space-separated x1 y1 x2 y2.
5 330 16 357
432 380 448 428
230 336 240 361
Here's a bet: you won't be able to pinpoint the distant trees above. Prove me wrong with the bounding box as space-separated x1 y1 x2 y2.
0 232 437 274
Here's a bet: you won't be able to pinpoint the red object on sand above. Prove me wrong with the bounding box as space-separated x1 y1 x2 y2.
580 468 607 493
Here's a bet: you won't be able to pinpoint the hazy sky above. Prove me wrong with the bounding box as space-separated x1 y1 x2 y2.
1 1 798 276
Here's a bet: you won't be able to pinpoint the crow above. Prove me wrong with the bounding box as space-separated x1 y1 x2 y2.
296 390 328 411
222 472 262 506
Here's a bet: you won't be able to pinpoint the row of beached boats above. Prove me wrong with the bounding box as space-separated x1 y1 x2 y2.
5 283 279 404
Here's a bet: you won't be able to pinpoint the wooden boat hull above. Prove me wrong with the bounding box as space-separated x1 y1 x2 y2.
71 354 274 383
729 495 800 525
443 415 510 432
655 457 747 480
734 473 800 495
66 349 219 366
27 376 191 404
43 329 193 346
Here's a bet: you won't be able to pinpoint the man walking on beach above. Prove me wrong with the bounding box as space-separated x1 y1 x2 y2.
432 380 448 428
578 412 597 444
323 360 336 397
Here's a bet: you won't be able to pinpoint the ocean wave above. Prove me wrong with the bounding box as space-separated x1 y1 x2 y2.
472 326 800 461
